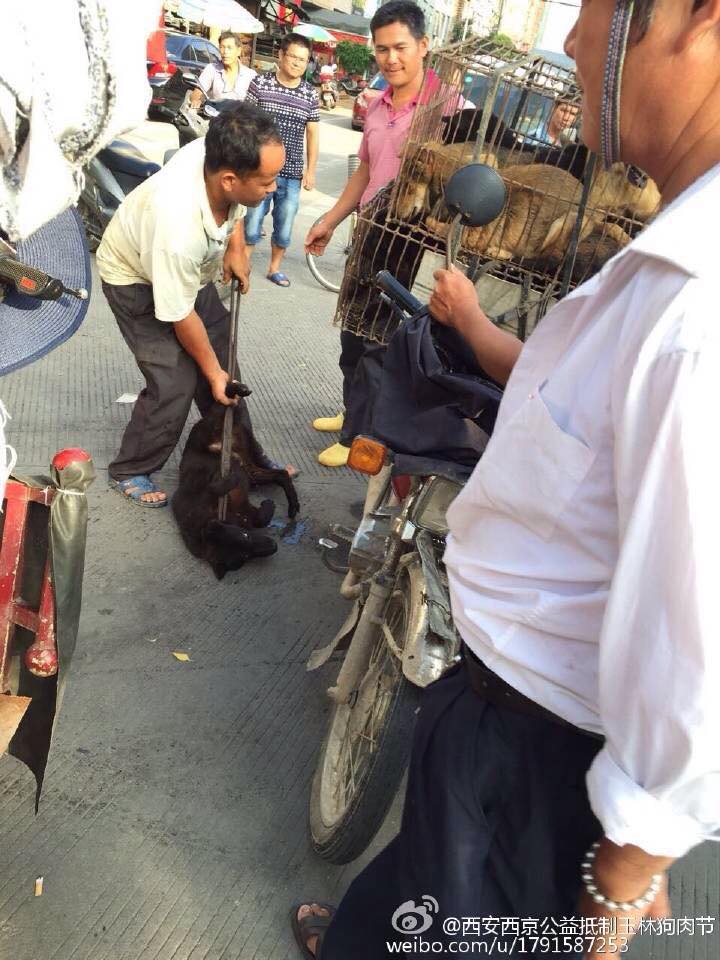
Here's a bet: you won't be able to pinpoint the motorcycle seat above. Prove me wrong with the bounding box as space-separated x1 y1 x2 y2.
392 453 475 484
97 140 161 179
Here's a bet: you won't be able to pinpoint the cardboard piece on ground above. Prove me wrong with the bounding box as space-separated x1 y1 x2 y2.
0 695 31 754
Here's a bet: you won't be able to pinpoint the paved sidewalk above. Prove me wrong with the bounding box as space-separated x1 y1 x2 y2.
0 107 717 960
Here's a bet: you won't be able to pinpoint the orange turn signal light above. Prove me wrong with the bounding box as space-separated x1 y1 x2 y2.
348 436 387 475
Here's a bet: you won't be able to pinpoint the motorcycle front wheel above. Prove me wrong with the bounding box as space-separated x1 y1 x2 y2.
309 576 421 864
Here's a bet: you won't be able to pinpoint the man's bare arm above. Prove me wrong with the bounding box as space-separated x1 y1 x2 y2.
324 162 370 229
173 310 234 405
430 266 522 385
581 839 674 958
304 121 319 190
304 162 370 254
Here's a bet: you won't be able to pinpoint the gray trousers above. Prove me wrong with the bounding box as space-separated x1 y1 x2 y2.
104 281 257 481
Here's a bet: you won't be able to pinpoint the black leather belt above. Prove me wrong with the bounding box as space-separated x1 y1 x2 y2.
463 645 603 742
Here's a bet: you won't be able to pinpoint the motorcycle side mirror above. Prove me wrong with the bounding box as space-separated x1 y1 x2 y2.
441 163 507 269
443 163 506 228
181 71 202 89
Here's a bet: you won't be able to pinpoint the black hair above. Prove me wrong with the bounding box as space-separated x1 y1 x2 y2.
204 103 282 176
633 0 703 38
280 33 313 55
218 31 240 46
370 0 426 40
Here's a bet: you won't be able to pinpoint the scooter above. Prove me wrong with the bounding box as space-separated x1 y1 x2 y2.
150 69 225 146
338 76 362 97
320 79 339 110
77 140 164 251
306 164 507 865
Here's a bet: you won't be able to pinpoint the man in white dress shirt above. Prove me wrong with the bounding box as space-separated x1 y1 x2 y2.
293 1 720 957
190 32 255 108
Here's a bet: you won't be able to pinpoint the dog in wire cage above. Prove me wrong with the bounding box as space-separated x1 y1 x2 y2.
395 102 661 278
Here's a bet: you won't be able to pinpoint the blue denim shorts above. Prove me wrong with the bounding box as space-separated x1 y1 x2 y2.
243 175 302 249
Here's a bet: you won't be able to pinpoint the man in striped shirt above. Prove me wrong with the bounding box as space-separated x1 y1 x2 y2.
243 33 319 288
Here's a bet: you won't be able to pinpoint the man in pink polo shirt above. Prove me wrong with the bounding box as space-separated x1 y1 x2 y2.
305 0 429 468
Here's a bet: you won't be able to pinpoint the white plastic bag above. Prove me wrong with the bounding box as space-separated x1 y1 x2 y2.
0 401 17 512
0 0 162 240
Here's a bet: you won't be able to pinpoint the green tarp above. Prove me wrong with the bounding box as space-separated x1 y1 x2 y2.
4 457 94 804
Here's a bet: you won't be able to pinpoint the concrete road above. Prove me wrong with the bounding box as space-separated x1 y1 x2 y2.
0 105 717 960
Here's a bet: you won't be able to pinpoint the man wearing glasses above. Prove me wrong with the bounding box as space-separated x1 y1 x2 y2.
243 33 319 288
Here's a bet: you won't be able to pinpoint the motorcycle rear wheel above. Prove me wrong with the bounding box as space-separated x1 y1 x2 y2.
309 576 421 864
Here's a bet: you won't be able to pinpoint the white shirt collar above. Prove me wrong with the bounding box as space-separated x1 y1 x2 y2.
197 138 237 242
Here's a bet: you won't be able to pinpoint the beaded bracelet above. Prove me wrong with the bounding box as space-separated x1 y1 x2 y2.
581 842 663 912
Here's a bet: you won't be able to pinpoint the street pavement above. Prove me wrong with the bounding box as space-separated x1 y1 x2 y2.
0 105 718 960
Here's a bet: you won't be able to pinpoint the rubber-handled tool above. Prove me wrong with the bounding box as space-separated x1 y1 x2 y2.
0 254 88 301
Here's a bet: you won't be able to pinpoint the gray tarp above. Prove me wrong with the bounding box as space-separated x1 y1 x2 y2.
307 8 371 37
2 456 94 803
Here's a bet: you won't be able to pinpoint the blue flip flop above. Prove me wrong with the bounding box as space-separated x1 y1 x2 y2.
267 271 291 287
111 475 168 508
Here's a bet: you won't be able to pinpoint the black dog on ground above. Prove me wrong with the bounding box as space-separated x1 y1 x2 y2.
171 386 300 580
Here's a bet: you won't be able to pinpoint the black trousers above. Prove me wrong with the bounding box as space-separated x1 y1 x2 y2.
104 282 258 481
338 330 386 448
321 661 603 959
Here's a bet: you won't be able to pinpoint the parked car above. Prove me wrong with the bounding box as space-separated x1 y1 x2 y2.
351 73 389 131
146 29 221 90
461 48 575 140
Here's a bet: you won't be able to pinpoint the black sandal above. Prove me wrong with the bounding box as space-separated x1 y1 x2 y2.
291 902 336 959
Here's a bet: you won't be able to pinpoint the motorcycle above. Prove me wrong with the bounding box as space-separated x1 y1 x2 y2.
307 164 508 865
338 76 363 97
77 139 164 252
320 79 339 110
150 69 228 146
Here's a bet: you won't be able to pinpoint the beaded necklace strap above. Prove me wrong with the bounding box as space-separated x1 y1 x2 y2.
601 0 635 169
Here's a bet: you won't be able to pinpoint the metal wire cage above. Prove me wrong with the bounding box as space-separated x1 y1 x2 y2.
336 38 661 344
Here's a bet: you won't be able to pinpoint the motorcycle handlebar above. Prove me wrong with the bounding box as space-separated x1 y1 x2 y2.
375 270 422 317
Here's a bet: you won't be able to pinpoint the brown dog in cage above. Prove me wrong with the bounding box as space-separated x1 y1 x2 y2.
394 109 516 221
393 97 660 268
423 159 660 264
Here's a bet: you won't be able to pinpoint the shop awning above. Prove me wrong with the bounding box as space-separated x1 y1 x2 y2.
327 29 369 43
175 0 264 32
306 7 371 38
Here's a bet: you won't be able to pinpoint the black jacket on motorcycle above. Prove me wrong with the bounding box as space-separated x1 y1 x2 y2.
372 309 503 472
